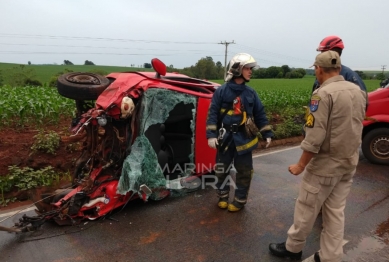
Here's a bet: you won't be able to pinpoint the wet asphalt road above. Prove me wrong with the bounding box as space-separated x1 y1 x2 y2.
0 145 388 262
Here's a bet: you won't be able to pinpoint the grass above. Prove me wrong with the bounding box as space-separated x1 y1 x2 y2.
0 62 153 85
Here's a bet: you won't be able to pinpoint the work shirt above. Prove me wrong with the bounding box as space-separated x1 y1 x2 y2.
302 75 366 177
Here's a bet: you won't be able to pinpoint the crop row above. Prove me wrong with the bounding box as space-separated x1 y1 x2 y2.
0 86 75 127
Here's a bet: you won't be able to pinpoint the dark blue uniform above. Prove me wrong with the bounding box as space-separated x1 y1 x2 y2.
312 64 367 93
206 81 273 203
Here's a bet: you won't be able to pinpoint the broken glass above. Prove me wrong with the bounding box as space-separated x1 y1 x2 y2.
117 88 197 200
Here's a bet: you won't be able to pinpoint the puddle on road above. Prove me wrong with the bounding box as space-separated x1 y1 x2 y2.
343 217 389 261
375 216 389 244
343 236 387 261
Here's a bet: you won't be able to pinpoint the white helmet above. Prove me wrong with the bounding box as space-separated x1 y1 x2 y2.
225 53 258 82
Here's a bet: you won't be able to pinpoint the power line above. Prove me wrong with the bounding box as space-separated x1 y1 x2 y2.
0 51 224 57
229 47 288 67
0 33 311 67
219 40 235 79
235 43 312 64
0 33 216 45
0 42 215 52
0 33 336 68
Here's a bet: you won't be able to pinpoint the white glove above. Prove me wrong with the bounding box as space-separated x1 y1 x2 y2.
208 138 218 149
265 137 272 148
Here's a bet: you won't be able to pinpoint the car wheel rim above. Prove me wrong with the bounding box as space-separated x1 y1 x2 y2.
372 136 389 159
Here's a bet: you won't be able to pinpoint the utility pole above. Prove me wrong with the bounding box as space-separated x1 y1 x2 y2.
219 40 235 79
381 65 386 76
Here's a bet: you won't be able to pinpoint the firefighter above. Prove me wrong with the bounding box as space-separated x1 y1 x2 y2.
206 53 274 212
312 35 367 93
303 35 368 137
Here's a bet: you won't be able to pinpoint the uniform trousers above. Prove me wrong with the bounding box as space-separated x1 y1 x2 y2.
286 170 355 262
215 141 253 201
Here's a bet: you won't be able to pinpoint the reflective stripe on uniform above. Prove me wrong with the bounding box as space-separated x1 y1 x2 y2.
220 108 243 116
206 124 217 131
234 197 247 204
236 137 258 152
259 124 273 132
240 111 247 125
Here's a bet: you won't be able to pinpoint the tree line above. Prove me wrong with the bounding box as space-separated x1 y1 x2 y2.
0 56 386 87
169 56 307 80
64 60 95 65
170 56 387 81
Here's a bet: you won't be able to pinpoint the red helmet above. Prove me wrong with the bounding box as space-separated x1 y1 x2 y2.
316 36 344 51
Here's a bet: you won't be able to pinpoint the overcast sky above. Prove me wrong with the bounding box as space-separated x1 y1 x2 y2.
0 0 387 70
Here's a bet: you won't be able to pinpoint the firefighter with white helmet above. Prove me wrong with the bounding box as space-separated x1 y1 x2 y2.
206 53 274 212
224 53 258 82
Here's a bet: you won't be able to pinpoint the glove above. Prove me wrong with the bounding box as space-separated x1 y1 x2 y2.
208 138 218 149
265 137 272 148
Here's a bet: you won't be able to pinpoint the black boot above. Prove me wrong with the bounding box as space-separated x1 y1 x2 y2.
269 242 302 259
314 252 321 262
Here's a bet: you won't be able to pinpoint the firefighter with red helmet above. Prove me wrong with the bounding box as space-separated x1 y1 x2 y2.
303 36 368 137
312 35 367 93
206 53 273 212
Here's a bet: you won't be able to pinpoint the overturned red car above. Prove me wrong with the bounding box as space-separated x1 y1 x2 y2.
4 59 220 233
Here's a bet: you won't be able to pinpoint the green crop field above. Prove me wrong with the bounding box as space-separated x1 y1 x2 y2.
0 73 381 138
0 62 153 85
211 78 380 112
0 62 384 88
0 85 74 128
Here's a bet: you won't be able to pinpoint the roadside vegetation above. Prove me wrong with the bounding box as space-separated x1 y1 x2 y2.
0 85 74 128
0 166 71 206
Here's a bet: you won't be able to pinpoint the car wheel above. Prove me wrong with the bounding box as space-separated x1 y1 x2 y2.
362 128 389 165
57 72 110 100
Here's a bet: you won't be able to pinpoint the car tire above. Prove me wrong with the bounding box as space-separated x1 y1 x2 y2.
57 72 110 100
362 128 389 165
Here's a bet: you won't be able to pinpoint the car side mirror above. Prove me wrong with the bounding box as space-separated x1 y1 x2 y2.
151 58 167 78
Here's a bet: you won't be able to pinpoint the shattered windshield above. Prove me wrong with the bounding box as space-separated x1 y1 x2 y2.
117 88 197 199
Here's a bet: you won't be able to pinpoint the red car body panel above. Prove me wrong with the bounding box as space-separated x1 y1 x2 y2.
195 97 217 174
364 88 389 126
361 86 389 165
363 115 389 126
